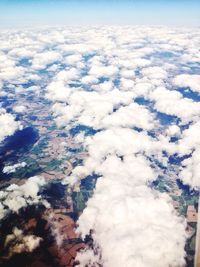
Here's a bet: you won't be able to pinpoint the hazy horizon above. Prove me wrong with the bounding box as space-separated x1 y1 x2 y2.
0 0 200 29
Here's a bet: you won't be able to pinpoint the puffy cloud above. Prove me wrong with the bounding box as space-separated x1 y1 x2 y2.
150 86 200 123
46 68 80 102
77 187 186 267
64 54 83 67
178 121 200 155
46 81 71 102
4 227 42 258
0 108 22 143
101 102 156 130
92 80 114 92
119 78 135 91
180 147 200 188
31 51 61 70
76 248 101 266
173 74 200 93
166 124 181 137
0 53 25 83
141 66 168 80
0 176 49 220
81 75 99 85
89 64 118 78
38 26 200 267
176 121 200 188
1 25 200 266
3 162 27 174
74 130 186 267
65 127 185 267
50 89 134 129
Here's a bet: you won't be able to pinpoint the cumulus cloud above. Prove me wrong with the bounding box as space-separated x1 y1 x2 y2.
176 121 200 188
77 187 186 267
0 176 49 220
178 121 200 155
31 51 61 70
101 102 156 130
73 129 186 267
141 66 168 80
50 89 134 129
166 124 181 137
46 68 80 102
150 86 200 123
173 74 200 93
1 25 200 266
0 53 25 83
64 127 185 267
4 227 42 258
3 162 27 174
37 26 200 266
64 54 83 67
89 64 118 78
0 108 22 143
180 147 200 188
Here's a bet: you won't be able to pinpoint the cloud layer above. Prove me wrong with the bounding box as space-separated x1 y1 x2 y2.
1 25 200 266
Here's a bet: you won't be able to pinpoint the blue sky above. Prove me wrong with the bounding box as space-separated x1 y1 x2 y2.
0 0 200 28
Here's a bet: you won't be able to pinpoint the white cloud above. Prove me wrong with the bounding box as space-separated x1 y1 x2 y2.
69 128 185 267
0 108 22 143
46 68 80 102
176 121 200 188
173 74 200 93
4 227 42 257
178 121 200 155
2 25 200 266
77 187 186 267
180 147 200 188
166 124 181 137
0 176 49 220
89 64 118 78
3 162 27 174
39 26 199 266
101 102 156 130
31 51 61 70
73 129 186 266
119 78 135 91
150 86 200 123
0 54 25 83
64 54 83 66
141 66 168 80
50 89 134 129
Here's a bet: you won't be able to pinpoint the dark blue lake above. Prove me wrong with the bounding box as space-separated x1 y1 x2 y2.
0 127 39 174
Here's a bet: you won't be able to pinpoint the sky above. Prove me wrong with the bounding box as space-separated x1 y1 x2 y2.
0 0 199 28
